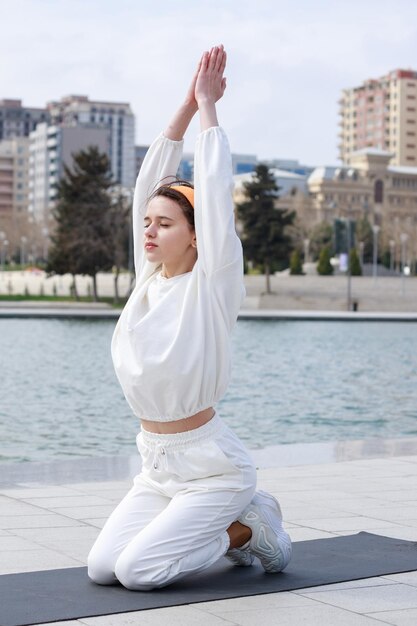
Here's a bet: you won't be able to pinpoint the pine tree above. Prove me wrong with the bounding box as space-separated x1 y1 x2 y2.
236 164 295 294
309 221 333 261
47 147 114 301
317 245 334 275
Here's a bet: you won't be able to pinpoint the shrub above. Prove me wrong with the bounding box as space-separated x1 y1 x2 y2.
350 248 362 276
317 246 334 275
289 250 304 275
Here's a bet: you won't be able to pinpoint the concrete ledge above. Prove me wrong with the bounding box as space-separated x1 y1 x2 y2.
1 305 417 321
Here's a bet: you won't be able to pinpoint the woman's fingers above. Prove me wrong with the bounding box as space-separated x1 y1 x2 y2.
218 51 226 76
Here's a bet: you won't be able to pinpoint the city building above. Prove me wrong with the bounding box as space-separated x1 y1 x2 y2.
0 99 49 141
339 69 417 166
47 95 135 188
0 136 31 259
29 123 110 223
233 149 417 268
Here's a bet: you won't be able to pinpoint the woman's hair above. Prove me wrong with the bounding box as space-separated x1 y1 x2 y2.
148 178 195 229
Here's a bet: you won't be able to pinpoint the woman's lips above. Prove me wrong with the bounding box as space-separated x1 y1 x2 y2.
145 243 158 249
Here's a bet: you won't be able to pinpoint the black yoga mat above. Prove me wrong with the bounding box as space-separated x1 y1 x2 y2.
1 532 416 626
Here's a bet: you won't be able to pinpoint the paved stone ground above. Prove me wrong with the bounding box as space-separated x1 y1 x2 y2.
1 269 417 312
1 450 417 625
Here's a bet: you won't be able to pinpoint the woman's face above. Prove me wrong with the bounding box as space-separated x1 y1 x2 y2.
143 196 196 265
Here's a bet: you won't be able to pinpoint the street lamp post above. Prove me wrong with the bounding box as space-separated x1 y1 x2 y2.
42 227 49 263
372 225 380 283
400 233 408 296
359 241 364 270
389 239 395 273
346 209 352 311
20 236 28 270
303 238 310 265
0 231 6 273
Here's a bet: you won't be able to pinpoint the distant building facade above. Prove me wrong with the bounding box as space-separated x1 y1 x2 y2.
0 136 30 257
339 69 417 166
0 99 49 141
29 123 110 223
47 95 135 188
234 149 417 267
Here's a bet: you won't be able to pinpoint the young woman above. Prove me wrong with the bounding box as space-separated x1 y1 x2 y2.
87 45 292 591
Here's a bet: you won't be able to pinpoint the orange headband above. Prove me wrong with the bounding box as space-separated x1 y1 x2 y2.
170 184 195 208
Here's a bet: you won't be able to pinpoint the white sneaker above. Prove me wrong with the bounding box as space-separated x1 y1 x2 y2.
238 490 292 573
225 544 254 567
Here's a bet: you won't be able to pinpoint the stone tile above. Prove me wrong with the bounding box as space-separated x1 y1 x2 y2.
197 592 315 612
296 576 398 593
284 504 351 520
300 583 417 613
12 526 99 562
46 505 116 520
65 481 131 493
369 608 417 625
370 490 417 503
206 604 388 625
0 535 44 551
286 527 339 541
82 518 108 529
0 514 86 529
24 495 114 508
353 505 417 521
1 486 82 499
0 548 83 574
80 605 236 625
384 571 417 587
0 496 53 516
295 516 400 532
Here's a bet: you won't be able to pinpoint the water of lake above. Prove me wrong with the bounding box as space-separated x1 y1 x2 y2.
1 319 416 463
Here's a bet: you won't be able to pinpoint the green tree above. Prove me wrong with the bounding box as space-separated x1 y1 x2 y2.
47 147 114 301
289 249 304 275
317 245 334 275
108 187 130 304
309 221 333 261
236 164 295 294
350 247 362 276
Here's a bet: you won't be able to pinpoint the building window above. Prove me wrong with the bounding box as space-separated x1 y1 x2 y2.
407 120 416 124
374 180 384 203
406 144 415 148
407 156 416 160
407 108 416 112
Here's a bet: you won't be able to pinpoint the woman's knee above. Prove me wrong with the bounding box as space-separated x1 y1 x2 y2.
87 545 117 586
114 551 169 591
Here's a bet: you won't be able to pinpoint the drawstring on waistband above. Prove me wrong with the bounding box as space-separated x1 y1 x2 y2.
151 444 168 472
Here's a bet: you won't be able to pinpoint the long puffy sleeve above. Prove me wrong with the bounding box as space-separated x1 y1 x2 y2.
132 133 184 277
193 126 243 277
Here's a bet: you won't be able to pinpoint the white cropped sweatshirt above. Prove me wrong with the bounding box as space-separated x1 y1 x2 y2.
111 126 246 422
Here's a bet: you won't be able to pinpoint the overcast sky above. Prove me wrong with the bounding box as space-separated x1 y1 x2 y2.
2 0 417 166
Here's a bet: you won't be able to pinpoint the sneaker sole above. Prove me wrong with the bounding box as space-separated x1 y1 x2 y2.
249 491 292 573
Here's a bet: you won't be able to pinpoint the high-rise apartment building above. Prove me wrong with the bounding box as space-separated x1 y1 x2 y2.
0 99 49 140
0 136 30 256
47 95 135 188
339 69 417 166
29 123 110 223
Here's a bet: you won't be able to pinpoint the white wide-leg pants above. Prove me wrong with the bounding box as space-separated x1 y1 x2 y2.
87 413 257 590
